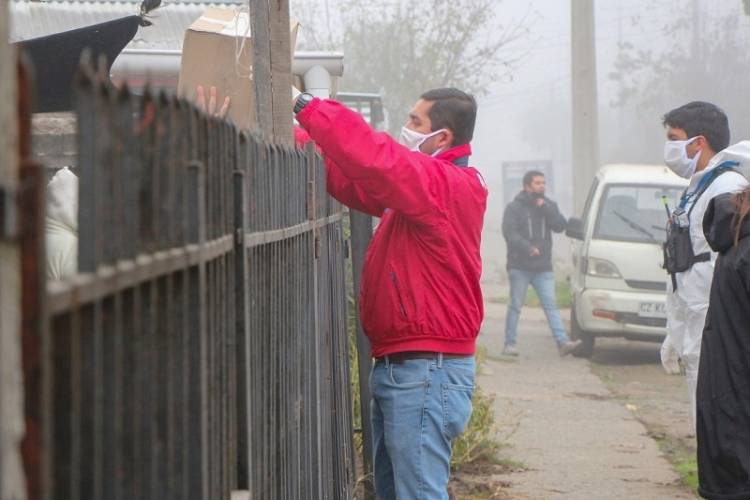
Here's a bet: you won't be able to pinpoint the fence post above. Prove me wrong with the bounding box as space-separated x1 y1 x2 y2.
233 134 251 491
186 148 209 499
305 142 325 499
349 210 375 499
18 53 49 500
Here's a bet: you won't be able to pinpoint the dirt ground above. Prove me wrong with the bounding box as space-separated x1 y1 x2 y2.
457 298 697 499
588 335 697 493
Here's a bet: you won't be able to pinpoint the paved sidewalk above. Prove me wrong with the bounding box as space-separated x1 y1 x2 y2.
477 302 694 499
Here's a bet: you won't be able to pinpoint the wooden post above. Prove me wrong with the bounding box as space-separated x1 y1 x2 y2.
249 0 273 141
267 0 293 146
249 0 294 146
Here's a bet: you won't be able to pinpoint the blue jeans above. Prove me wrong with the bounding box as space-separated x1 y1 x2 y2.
505 269 569 347
369 354 475 499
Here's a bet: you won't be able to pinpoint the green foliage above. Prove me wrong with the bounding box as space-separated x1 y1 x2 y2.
524 279 571 308
348 304 505 472
486 279 572 308
348 293 364 453
674 456 699 491
607 1 750 162
451 345 506 469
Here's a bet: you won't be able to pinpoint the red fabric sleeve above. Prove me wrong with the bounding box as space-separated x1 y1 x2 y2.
297 98 457 225
294 125 385 217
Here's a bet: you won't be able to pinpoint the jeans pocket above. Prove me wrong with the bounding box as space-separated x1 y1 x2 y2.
388 359 429 387
442 383 474 441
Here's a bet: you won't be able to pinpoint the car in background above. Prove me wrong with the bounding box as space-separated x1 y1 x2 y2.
566 164 689 357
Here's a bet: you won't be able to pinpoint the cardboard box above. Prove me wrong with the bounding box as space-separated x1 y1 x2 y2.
178 8 299 130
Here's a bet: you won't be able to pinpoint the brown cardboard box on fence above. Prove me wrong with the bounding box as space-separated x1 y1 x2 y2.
178 8 299 130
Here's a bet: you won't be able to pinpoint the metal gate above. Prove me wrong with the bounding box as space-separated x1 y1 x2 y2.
20 60 355 499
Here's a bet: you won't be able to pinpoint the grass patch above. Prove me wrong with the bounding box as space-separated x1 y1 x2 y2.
524 279 572 308
589 363 699 496
451 346 503 468
487 279 572 309
649 430 699 494
491 456 528 472
674 456 699 491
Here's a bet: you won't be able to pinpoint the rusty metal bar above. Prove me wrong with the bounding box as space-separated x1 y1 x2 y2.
45 236 234 315
26 58 357 500
243 213 343 247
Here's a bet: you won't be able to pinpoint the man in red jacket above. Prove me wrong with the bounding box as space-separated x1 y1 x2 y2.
295 88 487 499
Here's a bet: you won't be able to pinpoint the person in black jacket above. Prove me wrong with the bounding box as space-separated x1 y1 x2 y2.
697 188 750 500
501 171 581 357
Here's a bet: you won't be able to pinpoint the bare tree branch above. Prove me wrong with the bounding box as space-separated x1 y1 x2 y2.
291 0 535 133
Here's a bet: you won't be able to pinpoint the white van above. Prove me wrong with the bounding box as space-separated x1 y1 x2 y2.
566 164 689 357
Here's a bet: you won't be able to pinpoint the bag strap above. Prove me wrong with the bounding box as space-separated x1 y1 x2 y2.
691 252 711 264
684 161 739 217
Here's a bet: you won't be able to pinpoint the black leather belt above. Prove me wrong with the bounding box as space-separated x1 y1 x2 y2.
375 351 471 364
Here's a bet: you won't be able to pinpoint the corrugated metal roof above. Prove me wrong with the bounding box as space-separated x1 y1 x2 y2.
10 0 243 50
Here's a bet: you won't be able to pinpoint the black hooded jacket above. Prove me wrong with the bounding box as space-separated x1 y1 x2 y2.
502 191 567 273
697 192 750 500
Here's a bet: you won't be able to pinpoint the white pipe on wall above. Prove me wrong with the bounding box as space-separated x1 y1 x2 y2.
302 65 332 98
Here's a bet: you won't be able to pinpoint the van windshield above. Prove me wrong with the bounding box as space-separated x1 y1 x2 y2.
593 184 684 243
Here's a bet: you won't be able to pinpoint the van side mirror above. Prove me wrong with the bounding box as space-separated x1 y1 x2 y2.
566 218 585 240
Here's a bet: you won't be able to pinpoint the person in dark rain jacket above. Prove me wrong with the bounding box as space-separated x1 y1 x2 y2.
501 170 580 357
697 188 750 500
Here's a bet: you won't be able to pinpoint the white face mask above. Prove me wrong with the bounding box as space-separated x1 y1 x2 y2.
398 126 446 155
664 137 702 178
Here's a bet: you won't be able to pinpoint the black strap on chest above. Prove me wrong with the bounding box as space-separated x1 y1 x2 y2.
666 162 738 292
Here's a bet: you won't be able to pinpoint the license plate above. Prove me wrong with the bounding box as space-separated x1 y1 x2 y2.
639 302 666 319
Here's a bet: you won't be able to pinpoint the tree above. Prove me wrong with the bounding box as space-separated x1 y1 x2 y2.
606 0 750 164
292 0 532 133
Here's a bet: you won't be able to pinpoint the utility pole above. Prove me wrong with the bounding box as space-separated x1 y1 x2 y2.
571 0 600 215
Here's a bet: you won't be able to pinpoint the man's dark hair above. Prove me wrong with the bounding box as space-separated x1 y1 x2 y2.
420 88 477 146
662 101 730 153
523 170 545 187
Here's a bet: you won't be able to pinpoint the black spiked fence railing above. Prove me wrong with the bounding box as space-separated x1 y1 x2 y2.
33 60 355 499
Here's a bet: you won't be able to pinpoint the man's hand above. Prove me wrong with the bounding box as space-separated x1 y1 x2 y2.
529 246 541 257
196 85 230 119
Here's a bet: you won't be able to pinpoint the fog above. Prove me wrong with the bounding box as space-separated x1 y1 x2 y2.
471 0 750 286
291 0 750 288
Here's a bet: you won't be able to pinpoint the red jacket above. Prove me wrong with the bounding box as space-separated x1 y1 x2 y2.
297 98 487 357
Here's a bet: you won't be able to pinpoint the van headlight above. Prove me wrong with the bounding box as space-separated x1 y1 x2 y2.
586 257 622 278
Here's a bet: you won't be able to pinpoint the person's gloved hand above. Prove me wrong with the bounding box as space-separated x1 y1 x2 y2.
660 337 681 374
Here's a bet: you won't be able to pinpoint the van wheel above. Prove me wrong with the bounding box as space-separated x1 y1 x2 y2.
570 304 595 358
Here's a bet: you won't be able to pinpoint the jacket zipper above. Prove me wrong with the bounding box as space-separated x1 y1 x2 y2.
528 215 533 239
527 211 546 239
390 271 408 319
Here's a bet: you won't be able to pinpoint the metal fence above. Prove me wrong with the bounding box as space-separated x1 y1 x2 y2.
23 61 355 499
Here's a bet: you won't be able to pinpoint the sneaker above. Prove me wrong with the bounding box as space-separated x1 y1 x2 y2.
558 340 582 357
502 345 519 357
